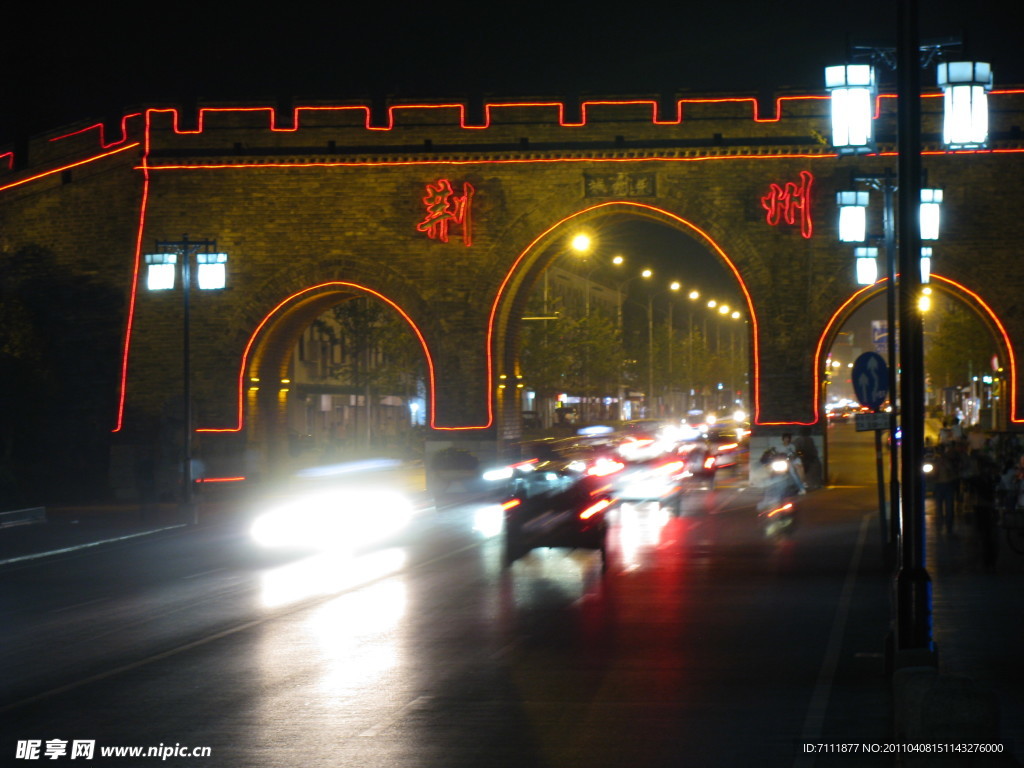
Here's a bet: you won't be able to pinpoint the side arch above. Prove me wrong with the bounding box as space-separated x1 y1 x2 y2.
202 281 438 434
815 274 1020 424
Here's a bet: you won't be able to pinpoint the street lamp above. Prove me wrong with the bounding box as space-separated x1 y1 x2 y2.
145 235 228 523
825 11 992 663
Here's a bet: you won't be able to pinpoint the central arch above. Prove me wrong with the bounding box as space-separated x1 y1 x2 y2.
488 201 761 431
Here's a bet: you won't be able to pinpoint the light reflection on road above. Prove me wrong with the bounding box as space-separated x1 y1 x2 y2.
258 548 407 608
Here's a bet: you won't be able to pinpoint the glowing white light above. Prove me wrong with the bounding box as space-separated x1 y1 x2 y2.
854 247 879 285
920 189 942 241
196 252 228 290
145 253 177 290
836 190 869 242
825 64 876 152
938 61 992 149
920 246 932 284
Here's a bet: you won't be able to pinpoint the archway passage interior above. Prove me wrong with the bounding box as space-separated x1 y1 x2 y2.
499 210 753 433
244 286 431 477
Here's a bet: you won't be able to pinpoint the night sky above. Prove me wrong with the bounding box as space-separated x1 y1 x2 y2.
2 1 1020 145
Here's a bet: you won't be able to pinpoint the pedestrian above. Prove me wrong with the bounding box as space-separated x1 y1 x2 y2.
932 444 956 535
777 432 807 494
968 452 1000 571
794 427 821 489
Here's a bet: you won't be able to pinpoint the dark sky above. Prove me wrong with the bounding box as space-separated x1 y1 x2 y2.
2 1 1020 144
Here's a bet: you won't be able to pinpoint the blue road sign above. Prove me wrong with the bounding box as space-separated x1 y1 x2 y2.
852 351 889 411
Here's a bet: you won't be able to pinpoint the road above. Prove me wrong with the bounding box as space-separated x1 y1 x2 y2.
1 427 899 767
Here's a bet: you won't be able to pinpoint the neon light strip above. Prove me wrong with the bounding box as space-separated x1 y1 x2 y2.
806 274 1021 427
204 281 442 433
48 113 142 148
111 128 154 432
487 201 761 427
11 90 1022 174
0 144 140 194
931 275 1020 423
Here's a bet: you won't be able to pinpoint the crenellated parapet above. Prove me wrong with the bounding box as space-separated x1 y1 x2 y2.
4 88 1024 183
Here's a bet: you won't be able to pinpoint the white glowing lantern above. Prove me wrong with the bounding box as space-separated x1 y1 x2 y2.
197 252 228 290
855 246 879 285
825 64 876 153
938 61 992 149
836 190 870 242
145 253 178 290
920 189 943 241
920 246 932 284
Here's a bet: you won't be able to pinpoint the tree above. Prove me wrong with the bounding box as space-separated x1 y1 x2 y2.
0 246 124 504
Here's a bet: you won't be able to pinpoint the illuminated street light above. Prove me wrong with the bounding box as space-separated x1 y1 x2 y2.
825 63 877 153
837 190 870 242
144 235 227 523
854 246 880 285
938 61 993 148
571 233 592 253
919 188 943 240
920 246 932 283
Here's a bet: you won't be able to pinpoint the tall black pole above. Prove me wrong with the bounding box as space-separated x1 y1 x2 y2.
895 0 935 661
181 235 195 524
883 173 900 568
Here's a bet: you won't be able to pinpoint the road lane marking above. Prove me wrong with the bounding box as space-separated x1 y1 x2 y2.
0 524 187 567
792 512 872 768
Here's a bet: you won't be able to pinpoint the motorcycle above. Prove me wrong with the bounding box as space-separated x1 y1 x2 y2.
757 448 800 537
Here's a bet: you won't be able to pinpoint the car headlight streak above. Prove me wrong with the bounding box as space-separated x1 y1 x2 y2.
250 487 414 552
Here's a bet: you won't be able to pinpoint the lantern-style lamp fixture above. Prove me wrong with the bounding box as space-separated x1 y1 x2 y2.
920 189 943 240
197 252 228 290
837 190 870 242
855 246 879 285
938 61 993 149
825 64 876 153
145 253 178 290
920 247 932 284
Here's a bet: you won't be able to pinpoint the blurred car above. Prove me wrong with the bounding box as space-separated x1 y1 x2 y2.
611 455 688 512
675 441 720 490
498 458 612 568
703 425 749 470
249 460 416 555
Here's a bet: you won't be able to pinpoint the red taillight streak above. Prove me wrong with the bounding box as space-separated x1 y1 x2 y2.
703 457 716 470
764 502 794 518
579 498 612 520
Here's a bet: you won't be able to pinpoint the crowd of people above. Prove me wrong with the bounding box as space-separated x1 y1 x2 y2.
925 417 1024 570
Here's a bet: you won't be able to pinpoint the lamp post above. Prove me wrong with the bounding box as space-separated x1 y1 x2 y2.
825 0 992 663
145 235 227 524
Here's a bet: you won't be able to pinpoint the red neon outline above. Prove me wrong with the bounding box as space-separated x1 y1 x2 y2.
204 281 446 433
6 91 1021 179
761 170 814 238
48 113 142 148
808 274 1021 427
0 144 141 194
416 178 474 244
108 101 1024 435
487 201 761 426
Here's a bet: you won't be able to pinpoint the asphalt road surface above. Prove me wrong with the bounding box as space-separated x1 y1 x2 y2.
2 427 899 767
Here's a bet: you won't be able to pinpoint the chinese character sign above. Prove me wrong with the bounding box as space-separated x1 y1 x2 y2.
416 179 474 245
761 171 814 239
